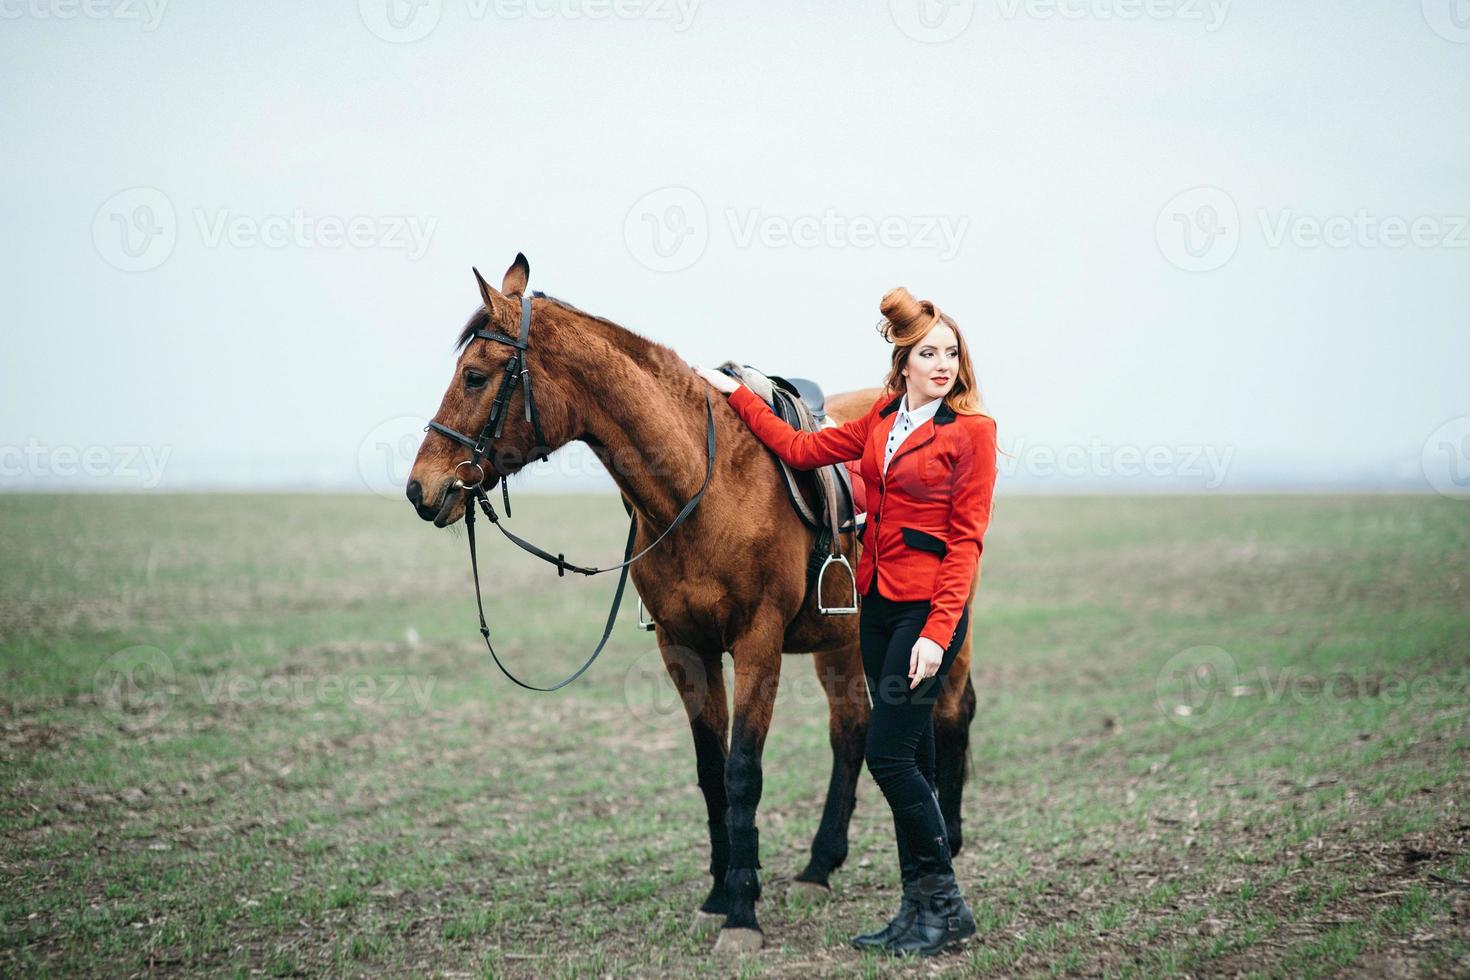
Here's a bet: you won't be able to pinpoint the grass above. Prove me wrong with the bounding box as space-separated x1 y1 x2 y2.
0 492 1467 977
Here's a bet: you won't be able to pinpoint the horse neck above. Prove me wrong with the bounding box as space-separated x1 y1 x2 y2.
548 305 714 528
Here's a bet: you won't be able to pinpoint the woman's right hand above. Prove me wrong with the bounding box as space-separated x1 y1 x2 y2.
691 365 742 395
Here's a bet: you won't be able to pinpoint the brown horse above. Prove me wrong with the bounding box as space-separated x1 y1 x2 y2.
406 255 979 952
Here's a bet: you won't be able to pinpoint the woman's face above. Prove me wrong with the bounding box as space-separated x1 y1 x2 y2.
901 323 959 404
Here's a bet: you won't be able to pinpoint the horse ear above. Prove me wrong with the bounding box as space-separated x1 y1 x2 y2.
472 266 508 317
501 252 530 297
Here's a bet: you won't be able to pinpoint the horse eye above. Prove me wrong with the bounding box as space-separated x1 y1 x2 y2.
464 369 488 390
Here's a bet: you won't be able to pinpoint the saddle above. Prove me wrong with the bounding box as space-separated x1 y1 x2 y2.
717 363 863 612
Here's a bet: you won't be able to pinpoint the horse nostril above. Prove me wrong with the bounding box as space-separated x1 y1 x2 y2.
406 480 423 506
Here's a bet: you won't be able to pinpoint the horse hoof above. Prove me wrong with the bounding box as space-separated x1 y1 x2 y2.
713 927 764 954
690 910 724 936
787 880 832 903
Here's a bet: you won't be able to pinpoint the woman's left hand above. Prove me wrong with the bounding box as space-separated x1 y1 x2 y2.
691 365 742 395
909 637 945 689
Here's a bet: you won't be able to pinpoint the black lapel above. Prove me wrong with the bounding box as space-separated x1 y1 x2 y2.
880 393 956 424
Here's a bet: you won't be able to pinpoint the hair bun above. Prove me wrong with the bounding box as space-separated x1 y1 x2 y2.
878 286 937 341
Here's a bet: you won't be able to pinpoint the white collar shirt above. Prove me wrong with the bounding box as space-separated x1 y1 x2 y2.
883 393 942 475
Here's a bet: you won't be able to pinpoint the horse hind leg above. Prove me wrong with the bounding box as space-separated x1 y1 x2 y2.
656 630 731 935
934 659 978 857
792 643 868 894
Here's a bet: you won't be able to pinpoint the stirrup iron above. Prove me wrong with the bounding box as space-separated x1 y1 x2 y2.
817 553 858 615
636 596 657 631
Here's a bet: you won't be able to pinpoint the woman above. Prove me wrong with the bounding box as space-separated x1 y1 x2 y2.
693 287 997 956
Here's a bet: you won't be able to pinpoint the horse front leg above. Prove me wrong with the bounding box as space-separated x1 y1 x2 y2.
793 643 869 893
656 629 732 934
712 620 783 954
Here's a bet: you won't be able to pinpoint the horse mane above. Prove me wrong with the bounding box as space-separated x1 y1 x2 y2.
454 291 691 384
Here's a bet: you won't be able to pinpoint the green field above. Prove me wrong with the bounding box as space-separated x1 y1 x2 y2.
2 493 1467 978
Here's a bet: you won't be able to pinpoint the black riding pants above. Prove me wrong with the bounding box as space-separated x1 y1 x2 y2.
860 582 970 811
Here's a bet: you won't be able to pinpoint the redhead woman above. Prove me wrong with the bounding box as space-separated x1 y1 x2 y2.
693 287 998 956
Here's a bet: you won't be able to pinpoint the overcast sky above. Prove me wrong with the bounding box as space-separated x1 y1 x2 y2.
3 1 1467 495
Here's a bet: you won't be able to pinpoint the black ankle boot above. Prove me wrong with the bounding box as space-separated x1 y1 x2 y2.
885 792 975 956
850 817 920 950
887 869 976 955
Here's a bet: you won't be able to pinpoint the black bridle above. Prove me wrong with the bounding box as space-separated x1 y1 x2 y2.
425 293 717 692
427 295 551 521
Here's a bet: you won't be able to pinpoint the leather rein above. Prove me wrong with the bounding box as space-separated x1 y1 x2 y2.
426 293 716 692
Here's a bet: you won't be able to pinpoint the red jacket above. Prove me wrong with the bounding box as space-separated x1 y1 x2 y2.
728 383 997 649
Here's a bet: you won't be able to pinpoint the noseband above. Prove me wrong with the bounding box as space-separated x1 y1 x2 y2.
425 293 717 692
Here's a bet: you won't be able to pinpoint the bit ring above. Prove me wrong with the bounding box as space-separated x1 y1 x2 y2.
454 460 485 490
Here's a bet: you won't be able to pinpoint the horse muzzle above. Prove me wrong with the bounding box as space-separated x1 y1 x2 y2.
406 477 461 525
